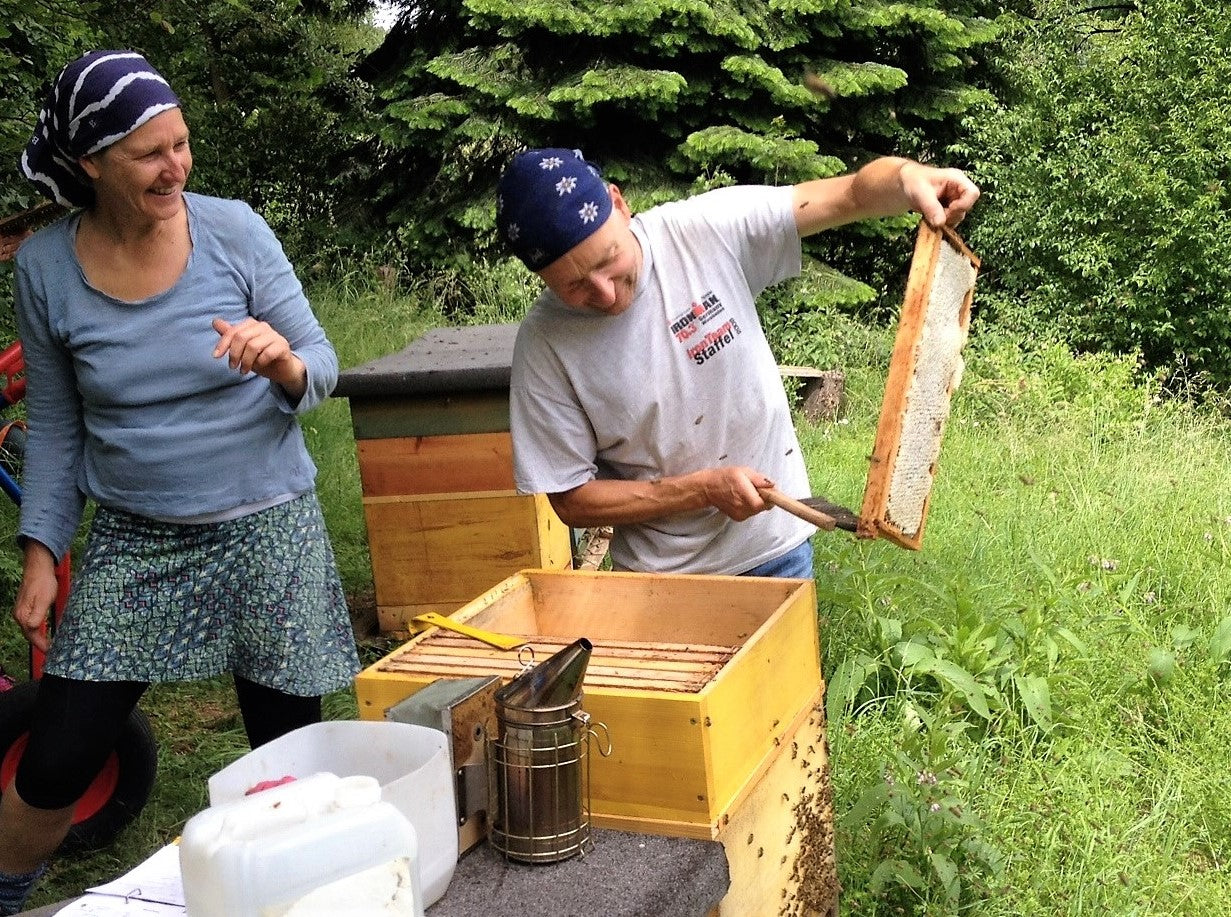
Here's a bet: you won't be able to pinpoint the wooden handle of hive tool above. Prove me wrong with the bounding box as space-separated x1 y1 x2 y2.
759 486 837 531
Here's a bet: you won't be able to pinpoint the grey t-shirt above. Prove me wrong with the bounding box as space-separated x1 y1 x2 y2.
510 184 814 574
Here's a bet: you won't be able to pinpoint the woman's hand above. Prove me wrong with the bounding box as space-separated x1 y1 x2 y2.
212 317 307 401
12 542 59 653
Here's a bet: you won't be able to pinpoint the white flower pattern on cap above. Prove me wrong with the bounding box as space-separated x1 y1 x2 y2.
555 176 576 196
579 202 600 223
540 156 564 170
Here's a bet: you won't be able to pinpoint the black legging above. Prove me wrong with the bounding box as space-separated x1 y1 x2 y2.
13 674 321 810
233 676 321 750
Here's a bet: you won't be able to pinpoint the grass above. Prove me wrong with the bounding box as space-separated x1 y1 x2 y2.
3 269 1231 914
803 336 1231 914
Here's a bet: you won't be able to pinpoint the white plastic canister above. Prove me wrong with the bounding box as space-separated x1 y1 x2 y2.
206 720 458 906
179 772 422 917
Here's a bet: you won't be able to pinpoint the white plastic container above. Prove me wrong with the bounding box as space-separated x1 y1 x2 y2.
207 721 458 906
180 772 422 917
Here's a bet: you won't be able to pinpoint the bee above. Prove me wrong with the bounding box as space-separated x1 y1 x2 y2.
803 70 837 101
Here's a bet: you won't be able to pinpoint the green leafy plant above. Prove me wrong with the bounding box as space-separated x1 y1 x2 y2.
820 550 1086 736
965 0 1231 390
842 704 1004 912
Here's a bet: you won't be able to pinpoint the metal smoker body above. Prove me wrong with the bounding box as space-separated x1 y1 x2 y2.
490 638 607 863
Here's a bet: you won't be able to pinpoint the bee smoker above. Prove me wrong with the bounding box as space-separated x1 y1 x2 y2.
489 638 610 863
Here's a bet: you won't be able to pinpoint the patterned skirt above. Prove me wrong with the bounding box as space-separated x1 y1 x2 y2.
43 493 360 696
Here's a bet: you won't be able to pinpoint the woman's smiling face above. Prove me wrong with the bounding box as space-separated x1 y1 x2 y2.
80 108 192 225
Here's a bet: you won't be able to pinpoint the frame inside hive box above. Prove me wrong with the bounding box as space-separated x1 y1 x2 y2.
859 223 980 549
355 569 823 840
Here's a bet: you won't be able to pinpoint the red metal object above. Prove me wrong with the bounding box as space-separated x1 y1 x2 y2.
0 340 69 676
0 341 25 407
0 732 120 822
0 337 156 852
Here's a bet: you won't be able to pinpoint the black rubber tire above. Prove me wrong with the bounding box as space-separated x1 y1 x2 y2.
0 680 159 852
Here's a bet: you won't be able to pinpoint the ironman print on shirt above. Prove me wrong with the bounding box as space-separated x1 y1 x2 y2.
669 290 743 366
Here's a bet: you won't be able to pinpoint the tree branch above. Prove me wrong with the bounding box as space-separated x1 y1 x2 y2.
1078 3 1138 15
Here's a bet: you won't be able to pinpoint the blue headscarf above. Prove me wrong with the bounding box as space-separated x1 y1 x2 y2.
21 50 181 209
495 148 613 271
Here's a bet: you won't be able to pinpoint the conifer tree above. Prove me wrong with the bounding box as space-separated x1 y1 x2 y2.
360 0 1002 303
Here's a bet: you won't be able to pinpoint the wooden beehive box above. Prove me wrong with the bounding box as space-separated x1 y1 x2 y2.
355 569 823 840
334 325 573 633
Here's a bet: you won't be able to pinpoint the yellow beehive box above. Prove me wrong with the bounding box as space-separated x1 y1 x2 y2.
363 486 572 632
355 568 823 839
334 326 574 634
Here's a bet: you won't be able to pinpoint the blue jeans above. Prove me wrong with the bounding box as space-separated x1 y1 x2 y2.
740 539 814 578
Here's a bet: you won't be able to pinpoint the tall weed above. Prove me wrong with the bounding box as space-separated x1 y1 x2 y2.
841 704 1004 913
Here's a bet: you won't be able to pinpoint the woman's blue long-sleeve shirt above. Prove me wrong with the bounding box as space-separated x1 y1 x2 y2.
12 193 338 561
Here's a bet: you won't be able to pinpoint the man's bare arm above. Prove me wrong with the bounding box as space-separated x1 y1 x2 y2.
792 157 980 236
548 466 775 528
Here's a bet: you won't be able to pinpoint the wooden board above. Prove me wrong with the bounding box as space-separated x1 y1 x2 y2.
859 223 979 550
0 201 67 235
702 588 823 824
716 693 838 917
364 493 572 619
483 570 805 647
356 432 516 497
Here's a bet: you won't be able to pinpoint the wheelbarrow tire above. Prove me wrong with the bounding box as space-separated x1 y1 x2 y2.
0 680 158 852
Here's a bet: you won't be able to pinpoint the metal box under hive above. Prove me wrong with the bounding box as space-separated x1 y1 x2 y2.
354 569 824 840
333 325 573 634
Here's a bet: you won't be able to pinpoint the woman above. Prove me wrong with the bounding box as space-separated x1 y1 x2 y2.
0 50 359 914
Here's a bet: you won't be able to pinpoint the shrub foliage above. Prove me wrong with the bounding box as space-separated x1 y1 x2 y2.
965 0 1231 389
0 1 378 338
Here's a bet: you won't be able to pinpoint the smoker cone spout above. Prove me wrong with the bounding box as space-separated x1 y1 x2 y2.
496 638 592 711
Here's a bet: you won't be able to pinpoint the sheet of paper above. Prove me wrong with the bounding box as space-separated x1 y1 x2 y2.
81 842 185 909
53 897 185 917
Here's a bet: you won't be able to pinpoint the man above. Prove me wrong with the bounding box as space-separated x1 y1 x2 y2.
498 148 978 577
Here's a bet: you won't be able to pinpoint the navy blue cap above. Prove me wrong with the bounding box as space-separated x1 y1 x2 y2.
496 148 613 270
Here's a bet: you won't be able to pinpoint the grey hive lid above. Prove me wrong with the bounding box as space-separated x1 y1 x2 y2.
333 323 520 398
